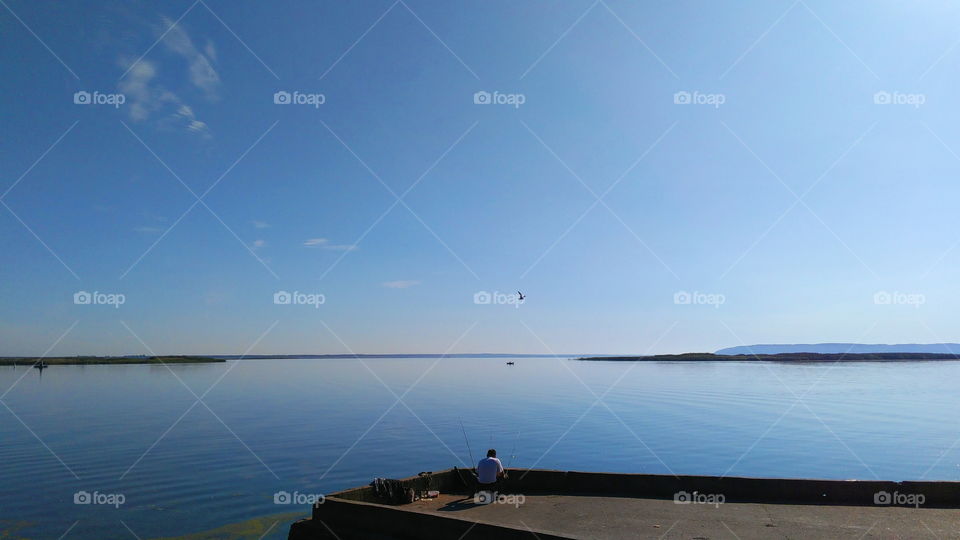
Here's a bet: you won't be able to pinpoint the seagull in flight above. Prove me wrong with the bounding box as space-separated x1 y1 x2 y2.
517 291 526 301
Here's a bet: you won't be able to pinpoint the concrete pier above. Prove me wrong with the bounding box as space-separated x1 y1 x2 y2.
288 468 960 539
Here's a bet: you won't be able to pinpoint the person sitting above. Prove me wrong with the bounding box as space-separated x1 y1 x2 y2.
476 448 505 494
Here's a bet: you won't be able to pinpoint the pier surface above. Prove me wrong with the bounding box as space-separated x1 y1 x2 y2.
405 492 960 539
289 468 960 540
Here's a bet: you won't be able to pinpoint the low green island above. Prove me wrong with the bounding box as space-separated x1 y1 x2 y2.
577 352 960 362
0 355 223 366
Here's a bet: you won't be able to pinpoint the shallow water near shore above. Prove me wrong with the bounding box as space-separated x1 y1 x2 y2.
2 357 959 539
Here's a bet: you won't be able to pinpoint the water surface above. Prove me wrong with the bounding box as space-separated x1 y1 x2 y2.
2 357 959 538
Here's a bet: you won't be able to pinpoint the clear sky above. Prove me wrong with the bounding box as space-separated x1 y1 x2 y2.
3 0 960 356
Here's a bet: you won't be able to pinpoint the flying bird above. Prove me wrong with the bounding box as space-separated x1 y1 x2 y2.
517 291 525 301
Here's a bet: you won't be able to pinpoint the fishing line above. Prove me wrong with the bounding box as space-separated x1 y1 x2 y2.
507 430 520 468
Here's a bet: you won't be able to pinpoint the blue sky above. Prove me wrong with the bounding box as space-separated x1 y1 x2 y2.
3 0 960 355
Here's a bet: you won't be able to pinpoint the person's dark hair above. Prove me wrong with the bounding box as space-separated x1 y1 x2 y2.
486 449 496 457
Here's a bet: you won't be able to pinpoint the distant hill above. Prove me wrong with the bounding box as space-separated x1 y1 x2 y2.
716 343 960 355
579 352 960 362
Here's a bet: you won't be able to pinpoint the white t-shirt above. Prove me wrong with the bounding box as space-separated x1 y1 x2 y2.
477 456 503 484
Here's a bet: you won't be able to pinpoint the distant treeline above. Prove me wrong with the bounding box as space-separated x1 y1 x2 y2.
578 352 960 362
0 356 223 366
214 354 574 359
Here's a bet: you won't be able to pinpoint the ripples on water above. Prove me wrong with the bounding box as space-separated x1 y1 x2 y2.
2 357 959 538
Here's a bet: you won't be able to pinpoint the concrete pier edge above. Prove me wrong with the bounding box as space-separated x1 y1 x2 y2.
288 468 960 539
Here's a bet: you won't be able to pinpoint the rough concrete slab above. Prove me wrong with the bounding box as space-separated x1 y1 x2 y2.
406 493 960 539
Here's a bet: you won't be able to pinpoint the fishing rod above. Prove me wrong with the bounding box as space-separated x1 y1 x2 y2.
459 419 475 468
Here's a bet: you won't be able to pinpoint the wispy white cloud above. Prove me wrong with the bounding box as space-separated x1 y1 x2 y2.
382 280 420 289
204 40 217 62
118 59 162 122
117 18 219 138
160 16 220 98
173 104 210 137
304 238 358 251
134 213 168 233
118 57 212 138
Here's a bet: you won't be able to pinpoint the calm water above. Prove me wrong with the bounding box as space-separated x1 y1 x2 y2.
3 357 960 538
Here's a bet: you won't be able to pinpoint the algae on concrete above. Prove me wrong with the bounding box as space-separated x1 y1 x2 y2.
149 512 306 540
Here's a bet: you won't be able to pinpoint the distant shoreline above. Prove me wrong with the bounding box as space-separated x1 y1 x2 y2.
577 352 960 362
214 353 576 359
0 354 573 365
10 352 960 365
0 356 224 366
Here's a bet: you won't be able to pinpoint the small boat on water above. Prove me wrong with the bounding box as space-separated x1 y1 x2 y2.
506 361 514 365
33 362 48 370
